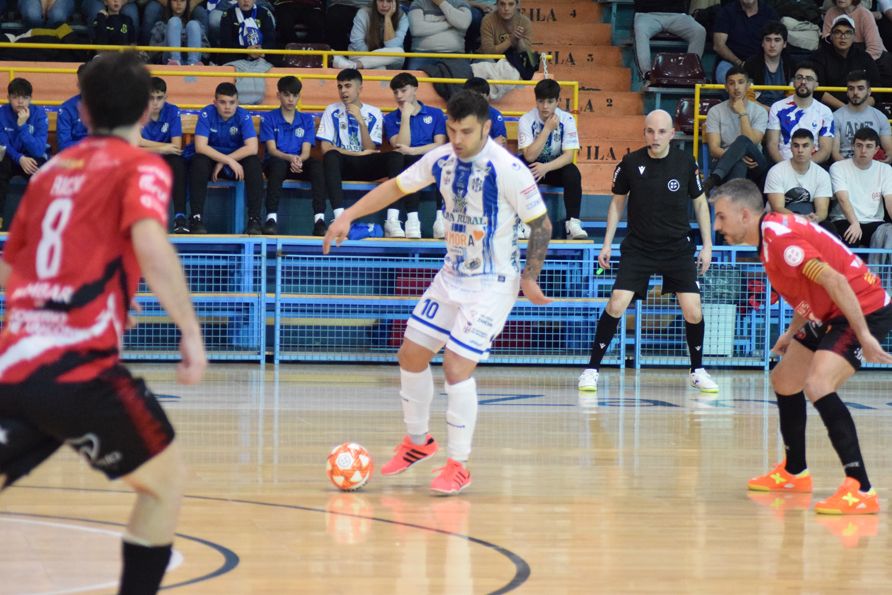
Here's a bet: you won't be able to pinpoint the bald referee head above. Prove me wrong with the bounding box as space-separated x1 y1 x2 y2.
644 109 675 159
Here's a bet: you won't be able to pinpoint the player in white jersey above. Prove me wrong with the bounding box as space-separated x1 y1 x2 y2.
324 90 553 495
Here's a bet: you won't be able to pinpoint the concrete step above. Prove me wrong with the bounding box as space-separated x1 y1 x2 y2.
540 44 624 69
536 22 611 45
575 115 644 139
561 90 643 117
579 163 620 194
550 65 630 92
520 1 602 23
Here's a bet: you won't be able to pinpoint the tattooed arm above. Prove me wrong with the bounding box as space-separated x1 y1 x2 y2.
521 213 553 305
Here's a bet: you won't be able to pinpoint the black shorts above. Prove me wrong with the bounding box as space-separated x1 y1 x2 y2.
614 236 700 300
0 364 175 486
794 303 892 370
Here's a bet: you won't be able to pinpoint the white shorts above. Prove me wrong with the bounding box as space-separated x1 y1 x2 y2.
404 270 520 362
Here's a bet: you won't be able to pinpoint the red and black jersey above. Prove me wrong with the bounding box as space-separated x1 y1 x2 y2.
0 136 171 383
759 212 889 323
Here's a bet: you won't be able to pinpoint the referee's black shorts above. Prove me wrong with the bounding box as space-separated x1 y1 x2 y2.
613 236 700 300
0 363 175 487
794 303 892 370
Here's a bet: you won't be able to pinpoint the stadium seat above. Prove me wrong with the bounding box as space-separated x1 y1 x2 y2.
674 96 722 135
283 43 331 68
648 53 707 88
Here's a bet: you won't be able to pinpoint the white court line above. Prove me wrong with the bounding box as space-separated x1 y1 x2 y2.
0 517 183 595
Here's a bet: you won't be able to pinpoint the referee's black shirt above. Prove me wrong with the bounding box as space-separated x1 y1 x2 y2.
611 146 703 247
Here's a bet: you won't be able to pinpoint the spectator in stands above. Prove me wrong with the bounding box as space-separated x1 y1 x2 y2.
91 0 138 45
765 63 834 164
274 0 325 47
702 67 769 195
745 21 794 108
827 126 892 246
139 77 188 234
326 0 370 52
382 72 447 238
189 82 265 234
632 0 706 83
260 76 327 236
877 0 892 54
823 0 886 62
466 0 495 52
17 0 75 29
82 0 139 38
333 0 410 70
478 0 531 56
518 79 586 240
765 128 832 221
0 78 48 230
406 0 472 70
712 0 778 88
220 0 276 60
812 15 881 109
317 69 403 235
149 0 207 65
57 64 89 152
832 70 892 162
463 77 506 146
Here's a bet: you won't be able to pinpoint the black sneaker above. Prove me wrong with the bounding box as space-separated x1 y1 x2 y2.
313 219 327 236
172 215 190 234
262 218 279 235
245 217 262 235
189 215 207 234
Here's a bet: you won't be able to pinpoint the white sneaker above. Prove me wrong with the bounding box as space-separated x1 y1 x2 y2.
332 55 356 69
565 217 588 239
689 368 719 393
433 213 446 239
384 219 405 238
405 219 421 239
578 368 599 392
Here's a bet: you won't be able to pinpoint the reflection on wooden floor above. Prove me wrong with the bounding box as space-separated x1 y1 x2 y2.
3 364 892 593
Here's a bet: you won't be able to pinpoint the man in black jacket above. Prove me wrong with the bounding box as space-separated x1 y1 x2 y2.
745 20 795 108
811 14 880 109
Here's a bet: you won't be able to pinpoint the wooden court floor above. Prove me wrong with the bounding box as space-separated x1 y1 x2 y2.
3 363 892 594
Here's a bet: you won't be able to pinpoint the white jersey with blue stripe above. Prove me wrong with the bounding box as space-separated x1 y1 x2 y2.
396 139 548 279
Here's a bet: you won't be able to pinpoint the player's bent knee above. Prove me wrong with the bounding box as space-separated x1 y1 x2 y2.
123 442 187 499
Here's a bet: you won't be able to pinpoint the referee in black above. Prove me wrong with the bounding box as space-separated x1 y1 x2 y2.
578 109 718 393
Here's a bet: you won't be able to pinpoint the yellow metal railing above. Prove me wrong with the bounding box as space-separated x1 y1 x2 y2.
692 83 861 158
0 66 579 119
0 41 550 69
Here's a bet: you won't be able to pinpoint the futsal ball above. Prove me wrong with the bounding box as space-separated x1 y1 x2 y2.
326 443 374 491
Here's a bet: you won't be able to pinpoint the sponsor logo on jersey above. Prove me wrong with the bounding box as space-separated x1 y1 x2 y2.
667 178 680 192
423 115 433 124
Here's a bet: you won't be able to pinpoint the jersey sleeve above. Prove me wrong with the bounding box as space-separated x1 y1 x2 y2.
504 159 548 223
764 163 784 194
829 161 847 194
368 108 383 146
687 157 704 199
396 149 437 194
818 112 835 138
240 112 257 141
316 105 335 144
816 168 833 198
260 112 275 143
433 109 446 137
562 113 580 151
194 107 212 138
751 104 768 132
611 157 630 195
767 103 781 131
517 112 534 150
880 112 892 137
303 113 316 145
382 111 399 144
491 110 507 138
120 156 173 233
168 105 182 138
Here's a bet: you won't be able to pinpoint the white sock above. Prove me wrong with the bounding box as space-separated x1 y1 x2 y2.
314 213 324 222
266 212 277 222
445 377 477 462
401 367 434 437
407 211 419 223
333 208 344 219
386 208 400 222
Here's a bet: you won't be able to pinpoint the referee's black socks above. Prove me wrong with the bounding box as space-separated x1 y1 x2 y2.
588 311 621 368
685 319 705 371
814 392 871 492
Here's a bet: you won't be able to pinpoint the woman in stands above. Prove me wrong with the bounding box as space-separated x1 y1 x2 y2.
334 0 410 70
149 0 208 65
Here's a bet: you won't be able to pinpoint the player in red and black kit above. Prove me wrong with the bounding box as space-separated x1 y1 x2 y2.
0 53 206 594
712 178 892 516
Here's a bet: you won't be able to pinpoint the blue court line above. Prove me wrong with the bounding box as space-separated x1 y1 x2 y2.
478 394 546 405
